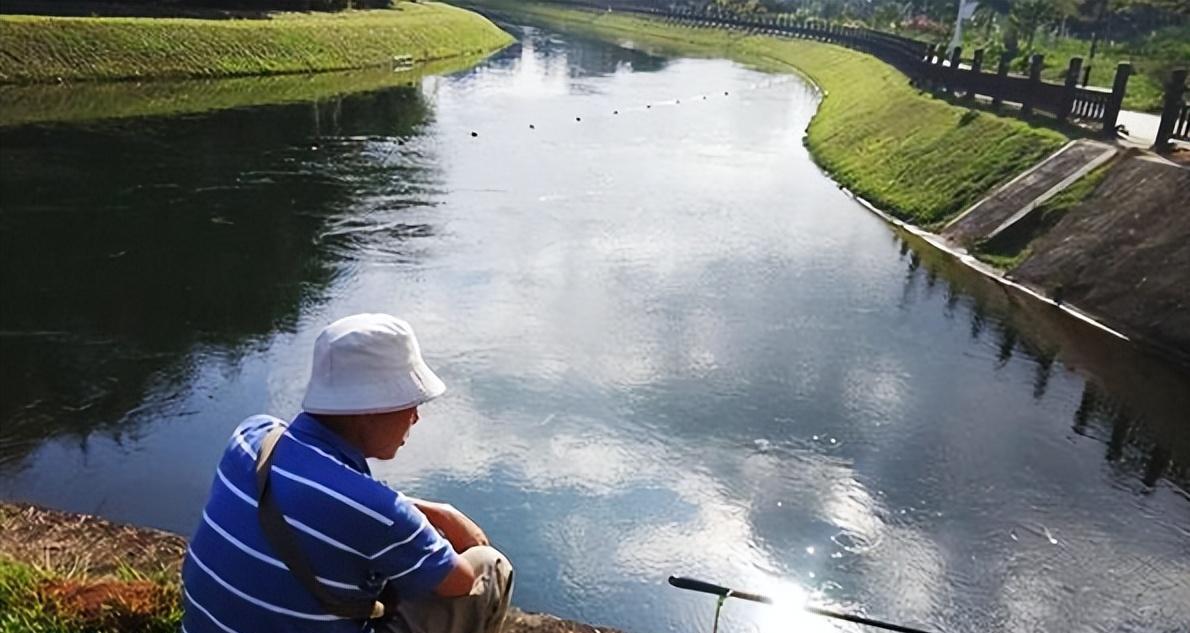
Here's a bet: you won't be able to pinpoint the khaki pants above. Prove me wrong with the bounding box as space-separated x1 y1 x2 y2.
378 546 514 633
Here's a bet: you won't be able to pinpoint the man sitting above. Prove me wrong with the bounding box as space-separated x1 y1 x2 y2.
182 313 513 633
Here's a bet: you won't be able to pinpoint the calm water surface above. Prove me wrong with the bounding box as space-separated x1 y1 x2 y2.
2 27 1189 633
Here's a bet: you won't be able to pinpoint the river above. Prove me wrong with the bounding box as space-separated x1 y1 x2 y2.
1 24 1188 633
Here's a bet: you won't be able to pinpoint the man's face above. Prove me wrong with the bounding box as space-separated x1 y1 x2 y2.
368 406 419 460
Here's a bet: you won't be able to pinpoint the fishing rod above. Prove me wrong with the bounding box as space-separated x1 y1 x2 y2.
668 576 937 633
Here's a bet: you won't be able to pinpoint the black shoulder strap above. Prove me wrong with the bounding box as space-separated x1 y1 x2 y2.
254 424 385 620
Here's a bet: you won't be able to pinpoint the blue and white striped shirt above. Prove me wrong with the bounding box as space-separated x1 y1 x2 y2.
182 413 458 633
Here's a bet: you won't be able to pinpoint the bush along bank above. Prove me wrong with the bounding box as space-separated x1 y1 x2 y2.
468 1 1067 228
0 2 514 84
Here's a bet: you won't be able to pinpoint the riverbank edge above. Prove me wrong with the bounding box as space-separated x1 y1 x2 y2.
467 1 1190 364
0 55 489 127
0 501 621 633
0 2 514 84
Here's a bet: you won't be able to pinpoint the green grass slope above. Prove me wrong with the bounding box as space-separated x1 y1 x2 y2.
472 1 1067 226
0 2 513 84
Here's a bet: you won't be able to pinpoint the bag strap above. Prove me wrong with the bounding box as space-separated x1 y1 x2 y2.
254 424 385 620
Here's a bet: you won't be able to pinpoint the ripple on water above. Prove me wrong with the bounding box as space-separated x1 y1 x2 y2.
831 529 879 555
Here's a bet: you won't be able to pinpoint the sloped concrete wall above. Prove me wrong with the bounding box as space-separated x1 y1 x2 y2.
1009 155 1190 355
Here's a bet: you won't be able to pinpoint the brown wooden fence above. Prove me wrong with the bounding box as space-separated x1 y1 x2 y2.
567 3 1135 136
1154 69 1189 152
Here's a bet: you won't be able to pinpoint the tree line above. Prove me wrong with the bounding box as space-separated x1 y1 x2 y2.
623 0 1187 50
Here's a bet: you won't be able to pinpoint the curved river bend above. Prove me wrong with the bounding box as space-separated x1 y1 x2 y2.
1 25 1188 633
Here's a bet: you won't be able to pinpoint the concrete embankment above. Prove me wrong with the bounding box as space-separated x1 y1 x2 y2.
0 2 513 84
0 501 620 633
468 1 1190 361
992 154 1190 355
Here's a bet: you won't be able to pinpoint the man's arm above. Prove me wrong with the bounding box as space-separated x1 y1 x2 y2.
434 554 479 598
408 497 487 598
409 497 490 552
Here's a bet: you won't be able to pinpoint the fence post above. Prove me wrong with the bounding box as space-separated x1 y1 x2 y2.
992 51 1011 110
921 44 937 88
1102 62 1132 136
1022 54 1044 117
1153 68 1187 151
965 49 984 103
948 46 963 94
1059 57 1083 122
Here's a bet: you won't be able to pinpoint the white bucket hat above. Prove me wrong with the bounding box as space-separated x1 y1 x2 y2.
301 313 446 415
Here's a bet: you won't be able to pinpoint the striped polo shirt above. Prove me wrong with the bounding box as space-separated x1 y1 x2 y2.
182 413 458 633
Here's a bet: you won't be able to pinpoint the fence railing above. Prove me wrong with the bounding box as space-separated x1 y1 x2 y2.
1154 69 1188 152
559 2 1135 136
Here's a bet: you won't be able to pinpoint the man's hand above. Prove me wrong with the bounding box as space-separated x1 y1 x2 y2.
412 499 489 552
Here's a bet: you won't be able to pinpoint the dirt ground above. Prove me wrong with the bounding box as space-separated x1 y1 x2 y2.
0 501 623 633
0 502 187 579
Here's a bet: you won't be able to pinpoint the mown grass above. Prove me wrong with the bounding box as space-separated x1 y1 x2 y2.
0 2 513 84
472 1 1067 226
0 556 181 633
974 162 1112 269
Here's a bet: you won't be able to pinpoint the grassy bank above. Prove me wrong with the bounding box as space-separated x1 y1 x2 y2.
469 1 1066 226
0 503 186 633
0 502 620 633
0 557 180 633
0 2 513 84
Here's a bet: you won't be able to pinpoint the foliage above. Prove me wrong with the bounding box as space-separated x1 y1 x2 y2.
1008 0 1079 49
474 0 1067 226
0 3 514 84
963 24 1190 112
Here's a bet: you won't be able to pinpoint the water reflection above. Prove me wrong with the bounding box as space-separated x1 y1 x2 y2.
1 22 1188 633
892 231 1190 493
0 86 438 468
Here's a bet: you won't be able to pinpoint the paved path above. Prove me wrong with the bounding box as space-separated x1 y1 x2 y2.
1115 108 1187 150
942 139 1117 245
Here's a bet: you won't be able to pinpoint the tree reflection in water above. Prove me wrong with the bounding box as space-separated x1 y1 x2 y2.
893 233 1190 493
0 85 437 469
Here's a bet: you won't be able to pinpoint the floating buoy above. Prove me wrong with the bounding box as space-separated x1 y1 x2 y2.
724 91 729 96
529 124 535 129
471 131 478 137
576 117 582 122
702 95 707 100
676 99 680 104
646 104 652 109
613 110 619 115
